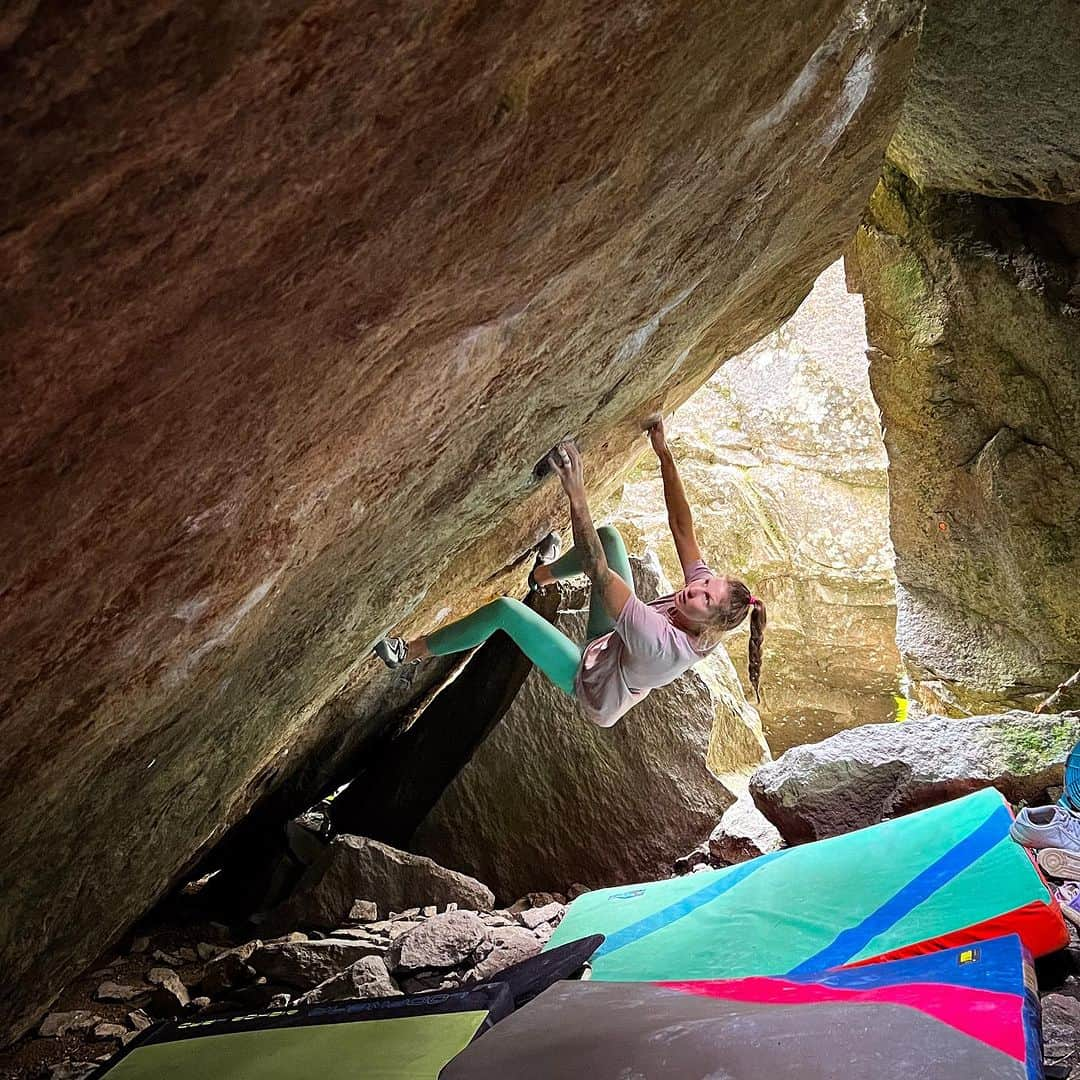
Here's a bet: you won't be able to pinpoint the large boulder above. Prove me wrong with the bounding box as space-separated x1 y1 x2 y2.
847 168 1080 714
607 261 901 753
0 0 920 1042
888 0 1080 201
412 556 768 899
751 711 1080 844
270 835 494 930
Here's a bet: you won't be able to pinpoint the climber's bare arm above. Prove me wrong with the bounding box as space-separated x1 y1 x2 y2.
549 441 632 620
647 417 702 571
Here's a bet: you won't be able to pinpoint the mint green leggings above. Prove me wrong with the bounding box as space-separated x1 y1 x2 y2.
425 526 634 696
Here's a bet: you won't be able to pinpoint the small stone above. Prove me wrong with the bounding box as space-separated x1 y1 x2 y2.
200 940 262 995
129 936 151 954
709 795 784 865
421 906 437 918
348 900 379 922
96 981 141 1003
191 996 211 1008
264 932 309 945
93 1022 129 1041
515 902 565 930
39 1011 100 1038
196 942 218 962
268 993 292 1009
146 969 189 1017
127 1009 152 1031
152 949 183 966
1042 993 1080 1075
567 883 591 900
444 903 458 913
395 907 422 920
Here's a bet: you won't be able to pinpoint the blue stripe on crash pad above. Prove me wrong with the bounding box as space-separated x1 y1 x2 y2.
595 849 786 958
787 801 1014 976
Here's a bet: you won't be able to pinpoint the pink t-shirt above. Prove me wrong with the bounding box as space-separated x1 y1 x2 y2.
574 559 716 728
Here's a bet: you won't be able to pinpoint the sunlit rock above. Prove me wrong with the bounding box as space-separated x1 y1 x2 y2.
606 263 901 752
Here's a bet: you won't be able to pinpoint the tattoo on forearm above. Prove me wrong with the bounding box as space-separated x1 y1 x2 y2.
570 495 608 585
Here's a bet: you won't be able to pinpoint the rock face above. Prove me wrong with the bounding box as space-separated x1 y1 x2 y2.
413 557 768 899
270 835 495 930
848 168 1080 714
751 711 1080 844
0 0 920 1043
708 795 784 864
607 262 901 752
888 1 1080 201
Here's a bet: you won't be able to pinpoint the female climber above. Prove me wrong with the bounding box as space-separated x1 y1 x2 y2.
374 418 766 726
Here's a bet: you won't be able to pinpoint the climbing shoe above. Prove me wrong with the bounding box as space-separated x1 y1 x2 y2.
528 531 562 593
373 636 409 669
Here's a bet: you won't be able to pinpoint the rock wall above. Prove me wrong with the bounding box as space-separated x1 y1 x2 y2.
0 0 920 1042
606 262 901 752
888 0 1080 201
413 557 768 900
847 168 1080 714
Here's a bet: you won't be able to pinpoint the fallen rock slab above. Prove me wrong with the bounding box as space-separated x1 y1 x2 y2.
393 912 488 973
751 711 1080 843
273 836 494 931
464 927 542 984
146 970 189 1017
515 903 565 931
94 982 141 1004
39 1011 100 1038
297 956 400 1004
249 939 386 990
92 1022 129 1041
709 794 784 864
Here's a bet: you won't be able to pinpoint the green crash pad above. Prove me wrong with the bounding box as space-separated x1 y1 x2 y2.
93 986 512 1080
546 788 1065 980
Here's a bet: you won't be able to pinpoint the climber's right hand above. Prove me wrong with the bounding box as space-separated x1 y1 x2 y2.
549 440 585 497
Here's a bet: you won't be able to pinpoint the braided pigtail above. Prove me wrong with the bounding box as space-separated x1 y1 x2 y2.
748 598 766 702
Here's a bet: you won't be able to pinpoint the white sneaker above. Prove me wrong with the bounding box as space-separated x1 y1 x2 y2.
1038 847 1080 881
1009 804 1080 852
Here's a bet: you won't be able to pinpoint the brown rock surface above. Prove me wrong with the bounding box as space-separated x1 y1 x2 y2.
271 834 494 930
888 0 1080 201
0 0 918 1043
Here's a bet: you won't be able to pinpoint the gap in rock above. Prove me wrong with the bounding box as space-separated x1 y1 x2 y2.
600 260 905 754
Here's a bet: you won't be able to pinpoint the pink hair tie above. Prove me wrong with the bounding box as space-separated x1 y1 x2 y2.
748 595 761 607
